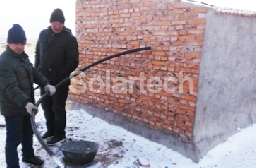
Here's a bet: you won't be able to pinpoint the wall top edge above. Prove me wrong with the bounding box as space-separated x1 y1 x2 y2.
183 0 256 17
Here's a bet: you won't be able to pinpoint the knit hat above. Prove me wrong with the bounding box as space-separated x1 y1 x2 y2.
50 8 65 24
7 24 27 44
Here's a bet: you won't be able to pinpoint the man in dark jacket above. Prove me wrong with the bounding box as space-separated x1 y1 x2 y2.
34 8 79 145
0 24 56 168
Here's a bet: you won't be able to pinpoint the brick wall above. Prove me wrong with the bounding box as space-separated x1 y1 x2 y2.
71 0 207 142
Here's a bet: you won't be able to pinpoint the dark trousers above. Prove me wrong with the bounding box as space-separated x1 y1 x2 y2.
5 115 34 168
41 85 69 136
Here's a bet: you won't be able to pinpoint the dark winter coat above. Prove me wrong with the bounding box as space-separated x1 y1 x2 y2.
0 46 49 116
34 26 79 85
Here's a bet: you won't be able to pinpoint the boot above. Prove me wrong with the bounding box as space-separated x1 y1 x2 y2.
47 134 66 145
22 156 44 165
42 132 54 139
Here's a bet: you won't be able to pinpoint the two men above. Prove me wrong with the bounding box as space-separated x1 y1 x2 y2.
35 8 79 144
0 8 79 167
0 24 56 167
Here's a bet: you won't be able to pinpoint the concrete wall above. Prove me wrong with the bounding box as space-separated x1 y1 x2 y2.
193 8 256 159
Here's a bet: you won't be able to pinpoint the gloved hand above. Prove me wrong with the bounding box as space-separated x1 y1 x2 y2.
25 102 38 115
44 84 56 96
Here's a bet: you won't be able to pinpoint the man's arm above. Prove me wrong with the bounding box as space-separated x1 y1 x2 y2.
59 36 79 78
0 63 29 106
32 66 49 87
34 40 40 69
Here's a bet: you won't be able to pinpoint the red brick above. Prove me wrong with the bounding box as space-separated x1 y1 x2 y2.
178 114 194 122
152 61 167 66
180 83 198 92
195 36 204 41
120 14 131 18
180 13 198 20
172 20 187 25
197 24 205 29
190 7 208 13
188 19 206 24
154 31 166 36
166 31 179 36
197 13 206 18
140 7 150 11
179 104 195 112
173 4 190 9
118 99 128 104
179 31 187 36
168 10 185 14
176 25 184 30
185 53 201 57
155 46 163 50
187 30 205 35
131 0 140 3
181 95 197 101
179 36 195 41
147 41 159 45
157 21 171 26
180 99 188 105
162 125 173 131
131 13 141 17
186 41 203 46
176 123 187 130
173 41 185 46
176 109 186 115
152 51 166 55
185 121 193 127
120 32 130 36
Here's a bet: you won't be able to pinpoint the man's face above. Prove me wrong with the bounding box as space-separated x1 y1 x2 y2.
8 43 25 54
51 21 64 33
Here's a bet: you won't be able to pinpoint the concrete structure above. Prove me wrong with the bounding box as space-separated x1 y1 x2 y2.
71 0 256 162
194 7 256 160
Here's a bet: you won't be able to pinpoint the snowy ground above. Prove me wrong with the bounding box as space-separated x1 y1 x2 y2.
0 90 256 168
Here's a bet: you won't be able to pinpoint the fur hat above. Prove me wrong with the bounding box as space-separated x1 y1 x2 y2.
7 24 27 44
50 8 65 24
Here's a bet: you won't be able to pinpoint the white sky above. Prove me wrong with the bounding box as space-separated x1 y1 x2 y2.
0 0 256 43
0 0 76 42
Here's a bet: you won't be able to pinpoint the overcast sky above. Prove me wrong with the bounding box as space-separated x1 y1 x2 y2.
0 0 256 42
0 0 76 42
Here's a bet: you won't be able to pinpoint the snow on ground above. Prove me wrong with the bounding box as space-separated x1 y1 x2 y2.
1 91 256 168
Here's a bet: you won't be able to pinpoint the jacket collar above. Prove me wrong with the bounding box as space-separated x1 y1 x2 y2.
48 26 72 35
5 45 28 61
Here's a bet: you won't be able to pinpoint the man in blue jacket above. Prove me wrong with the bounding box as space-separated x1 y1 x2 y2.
35 8 79 145
0 24 56 168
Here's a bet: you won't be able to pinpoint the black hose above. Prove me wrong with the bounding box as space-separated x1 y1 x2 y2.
30 112 55 156
55 46 152 89
30 46 151 157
